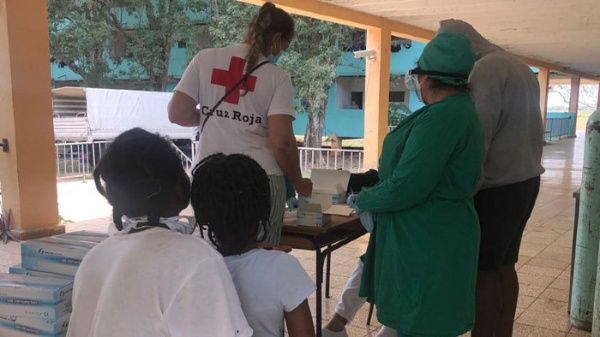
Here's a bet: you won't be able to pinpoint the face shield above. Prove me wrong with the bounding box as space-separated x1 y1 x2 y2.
404 71 423 103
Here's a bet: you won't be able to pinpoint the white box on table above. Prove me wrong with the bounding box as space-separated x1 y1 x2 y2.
296 169 352 226
0 313 69 337
310 169 351 205
21 238 96 277
0 274 73 321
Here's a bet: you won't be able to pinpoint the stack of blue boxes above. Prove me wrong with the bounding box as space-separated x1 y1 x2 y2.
0 231 107 336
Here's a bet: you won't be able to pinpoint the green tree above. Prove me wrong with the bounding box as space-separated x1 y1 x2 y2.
48 0 208 91
388 74 412 127
208 1 351 147
48 0 114 87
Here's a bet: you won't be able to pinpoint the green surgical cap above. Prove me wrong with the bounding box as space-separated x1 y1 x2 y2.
417 32 475 86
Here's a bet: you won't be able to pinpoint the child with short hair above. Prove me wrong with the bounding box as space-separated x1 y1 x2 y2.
67 128 252 337
191 153 315 337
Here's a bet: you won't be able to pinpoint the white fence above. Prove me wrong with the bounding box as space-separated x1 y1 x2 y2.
55 141 111 179
298 147 364 173
55 141 365 179
191 141 364 173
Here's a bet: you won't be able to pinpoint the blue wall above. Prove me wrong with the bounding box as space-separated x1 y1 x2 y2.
292 41 426 138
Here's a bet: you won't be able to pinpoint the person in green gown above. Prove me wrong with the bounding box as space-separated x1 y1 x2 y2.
357 32 484 337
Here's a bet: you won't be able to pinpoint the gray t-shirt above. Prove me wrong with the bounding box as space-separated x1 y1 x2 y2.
439 19 545 189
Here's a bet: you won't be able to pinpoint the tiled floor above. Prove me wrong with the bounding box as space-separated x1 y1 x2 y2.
0 133 591 336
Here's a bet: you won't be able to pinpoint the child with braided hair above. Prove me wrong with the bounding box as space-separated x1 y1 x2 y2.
191 153 315 337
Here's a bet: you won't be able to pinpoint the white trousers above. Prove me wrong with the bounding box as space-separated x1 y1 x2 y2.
335 260 397 337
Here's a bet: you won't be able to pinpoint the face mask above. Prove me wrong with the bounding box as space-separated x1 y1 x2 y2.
267 37 284 64
267 52 282 64
405 73 423 103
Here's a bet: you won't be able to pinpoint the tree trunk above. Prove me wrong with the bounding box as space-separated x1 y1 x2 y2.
160 42 172 91
304 110 324 148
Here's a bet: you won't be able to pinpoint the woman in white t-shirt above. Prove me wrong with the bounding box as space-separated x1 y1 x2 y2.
168 2 312 245
67 128 252 337
191 153 316 337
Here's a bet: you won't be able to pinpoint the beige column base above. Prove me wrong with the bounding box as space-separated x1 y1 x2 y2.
11 225 66 241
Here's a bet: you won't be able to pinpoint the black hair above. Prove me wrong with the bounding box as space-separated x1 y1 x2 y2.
428 78 470 92
190 153 271 256
93 128 191 230
245 2 294 71
411 66 470 91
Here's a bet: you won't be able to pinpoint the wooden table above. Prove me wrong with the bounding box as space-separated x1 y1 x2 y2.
280 213 367 337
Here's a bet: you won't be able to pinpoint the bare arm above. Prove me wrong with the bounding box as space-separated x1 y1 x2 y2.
284 300 315 337
268 115 312 196
168 91 200 127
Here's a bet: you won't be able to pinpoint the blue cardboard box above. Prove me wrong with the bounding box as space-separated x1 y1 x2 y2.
21 238 96 277
9 266 73 280
0 274 72 321
0 314 69 336
55 231 108 244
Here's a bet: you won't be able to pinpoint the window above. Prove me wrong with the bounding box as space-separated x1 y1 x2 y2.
336 77 365 109
389 91 405 103
350 92 363 109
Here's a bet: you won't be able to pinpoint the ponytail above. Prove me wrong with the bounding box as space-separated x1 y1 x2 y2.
244 2 294 72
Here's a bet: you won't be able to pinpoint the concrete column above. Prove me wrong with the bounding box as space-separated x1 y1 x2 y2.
570 77 581 136
597 83 600 110
363 28 391 169
538 67 550 126
0 0 63 239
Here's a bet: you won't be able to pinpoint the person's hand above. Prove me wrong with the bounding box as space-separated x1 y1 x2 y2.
294 178 313 197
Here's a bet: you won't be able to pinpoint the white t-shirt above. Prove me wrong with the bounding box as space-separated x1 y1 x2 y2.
175 44 295 175
66 228 253 337
224 249 315 337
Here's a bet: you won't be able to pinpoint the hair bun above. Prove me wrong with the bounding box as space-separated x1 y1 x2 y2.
260 2 276 12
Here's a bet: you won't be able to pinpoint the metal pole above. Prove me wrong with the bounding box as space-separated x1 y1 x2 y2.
572 109 600 331
591 110 600 336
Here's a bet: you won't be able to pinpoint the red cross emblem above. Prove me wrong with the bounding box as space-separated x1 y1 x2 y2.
211 57 257 105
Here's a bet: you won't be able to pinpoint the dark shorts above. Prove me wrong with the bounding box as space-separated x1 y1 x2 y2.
474 176 541 271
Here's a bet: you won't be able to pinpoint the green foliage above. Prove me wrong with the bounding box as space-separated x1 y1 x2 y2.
388 74 412 127
388 102 411 127
48 0 115 87
208 1 255 47
208 1 352 147
48 0 209 90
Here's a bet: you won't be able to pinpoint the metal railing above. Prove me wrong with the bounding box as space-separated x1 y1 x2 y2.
55 141 111 179
56 140 366 179
545 113 574 141
55 140 195 179
298 147 364 173
191 141 364 173
171 143 194 172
